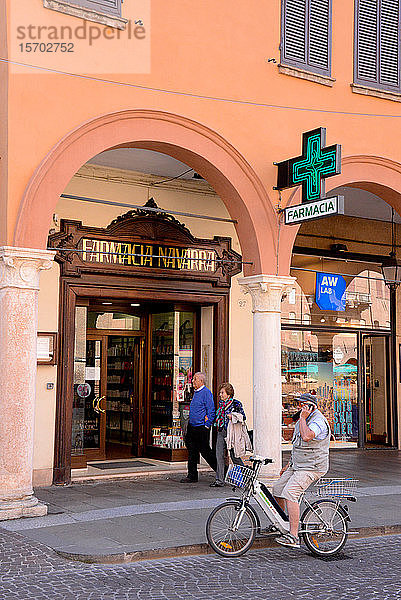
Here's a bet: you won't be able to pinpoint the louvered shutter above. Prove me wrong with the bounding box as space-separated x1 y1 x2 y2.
72 0 121 17
356 0 401 90
309 0 330 70
281 0 331 75
283 0 307 63
379 0 400 87
356 0 379 82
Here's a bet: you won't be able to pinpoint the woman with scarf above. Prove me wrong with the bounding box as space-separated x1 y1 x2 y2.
210 382 247 487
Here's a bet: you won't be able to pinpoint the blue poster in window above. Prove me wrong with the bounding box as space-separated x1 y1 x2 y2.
315 272 346 311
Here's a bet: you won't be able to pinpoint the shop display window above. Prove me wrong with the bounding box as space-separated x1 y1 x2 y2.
282 258 390 329
150 310 195 450
281 329 358 447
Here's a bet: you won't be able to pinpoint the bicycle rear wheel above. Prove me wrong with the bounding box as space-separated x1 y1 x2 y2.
301 499 348 557
206 501 257 557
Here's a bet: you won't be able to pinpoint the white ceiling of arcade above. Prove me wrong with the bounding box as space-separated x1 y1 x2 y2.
88 149 401 223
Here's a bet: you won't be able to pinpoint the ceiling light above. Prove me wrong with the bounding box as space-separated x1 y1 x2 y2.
102 302 112 305
330 243 348 253
131 303 140 307
320 318 326 323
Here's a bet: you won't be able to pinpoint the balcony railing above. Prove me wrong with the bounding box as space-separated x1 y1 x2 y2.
345 292 371 307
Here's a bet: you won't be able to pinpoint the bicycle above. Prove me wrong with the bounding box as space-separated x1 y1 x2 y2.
206 455 357 558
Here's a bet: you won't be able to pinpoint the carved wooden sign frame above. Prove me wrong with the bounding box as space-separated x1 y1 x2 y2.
48 204 242 288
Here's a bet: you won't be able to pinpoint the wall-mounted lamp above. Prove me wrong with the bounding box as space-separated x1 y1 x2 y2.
381 208 401 290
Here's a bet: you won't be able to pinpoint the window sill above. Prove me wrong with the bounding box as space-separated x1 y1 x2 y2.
351 83 401 103
43 0 128 30
278 64 335 87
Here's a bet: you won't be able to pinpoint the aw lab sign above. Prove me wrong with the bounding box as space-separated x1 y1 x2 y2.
315 272 346 311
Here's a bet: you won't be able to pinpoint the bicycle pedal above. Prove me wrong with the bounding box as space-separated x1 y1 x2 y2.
260 525 278 535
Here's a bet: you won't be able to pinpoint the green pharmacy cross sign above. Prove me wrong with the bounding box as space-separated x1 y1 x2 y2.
275 128 343 225
276 128 341 203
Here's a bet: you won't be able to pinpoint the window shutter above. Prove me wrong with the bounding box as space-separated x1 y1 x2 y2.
282 0 331 75
309 0 330 70
356 0 379 83
73 0 121 16
356 0 400 90
379 0 400 87
283 0 307 63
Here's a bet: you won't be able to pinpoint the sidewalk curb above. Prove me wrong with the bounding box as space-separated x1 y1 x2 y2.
71 466 213 485
55 524 401 565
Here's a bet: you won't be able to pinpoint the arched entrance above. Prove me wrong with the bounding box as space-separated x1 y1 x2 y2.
278 155 401 275
12 110 284 484
279 156 401 451
15 110 279 276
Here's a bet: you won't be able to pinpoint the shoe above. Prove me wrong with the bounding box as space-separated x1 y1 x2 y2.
275 533 300 549
180 477 198 483
209 481 225 487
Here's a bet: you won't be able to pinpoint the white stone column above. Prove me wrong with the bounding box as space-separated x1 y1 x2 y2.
239 274 296 477
0 247 54 520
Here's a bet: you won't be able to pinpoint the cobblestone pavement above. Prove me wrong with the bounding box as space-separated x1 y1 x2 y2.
1 528 401 600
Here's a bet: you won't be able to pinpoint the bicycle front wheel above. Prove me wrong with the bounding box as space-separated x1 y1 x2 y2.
206 501 257 557
301 499 348 557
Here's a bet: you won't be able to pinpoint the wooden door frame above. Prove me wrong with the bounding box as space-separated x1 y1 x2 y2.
53 278 229 485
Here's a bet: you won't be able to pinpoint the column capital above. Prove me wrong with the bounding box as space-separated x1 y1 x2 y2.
238 274 296 313
0 247 55 291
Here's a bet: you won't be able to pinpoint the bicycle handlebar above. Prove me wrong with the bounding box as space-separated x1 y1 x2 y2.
249 455 274 465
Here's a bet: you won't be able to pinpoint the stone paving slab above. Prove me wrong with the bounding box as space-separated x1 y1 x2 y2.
1 527 401 599
3 450 401 561
3 489 401 559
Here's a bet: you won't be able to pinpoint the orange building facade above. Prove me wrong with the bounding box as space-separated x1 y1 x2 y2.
1 0 401 519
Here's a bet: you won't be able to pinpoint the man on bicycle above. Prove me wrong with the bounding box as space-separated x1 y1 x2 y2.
272 393 330 549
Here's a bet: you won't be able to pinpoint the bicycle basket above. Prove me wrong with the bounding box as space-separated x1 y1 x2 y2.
225 465 254 489
314 478 358 498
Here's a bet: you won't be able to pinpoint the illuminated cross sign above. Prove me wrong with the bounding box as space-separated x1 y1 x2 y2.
275 128 341 203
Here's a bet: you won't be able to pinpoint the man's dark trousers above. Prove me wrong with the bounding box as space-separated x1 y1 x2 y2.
185 423 217 481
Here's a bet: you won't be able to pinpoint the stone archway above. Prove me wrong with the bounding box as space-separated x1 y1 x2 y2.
278 155 401 274
14 109 279 276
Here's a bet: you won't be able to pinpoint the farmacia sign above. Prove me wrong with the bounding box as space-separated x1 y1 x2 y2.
275 128 344 225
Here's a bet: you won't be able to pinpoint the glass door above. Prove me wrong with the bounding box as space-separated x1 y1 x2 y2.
362 334 392 447
72 334 106 462
105 335 144 458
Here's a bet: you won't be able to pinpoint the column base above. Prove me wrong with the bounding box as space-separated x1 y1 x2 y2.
259 474 281 486
0 495 47 521
259 466 282 480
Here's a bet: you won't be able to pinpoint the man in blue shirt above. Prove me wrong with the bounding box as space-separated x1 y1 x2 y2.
180 372 217 483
